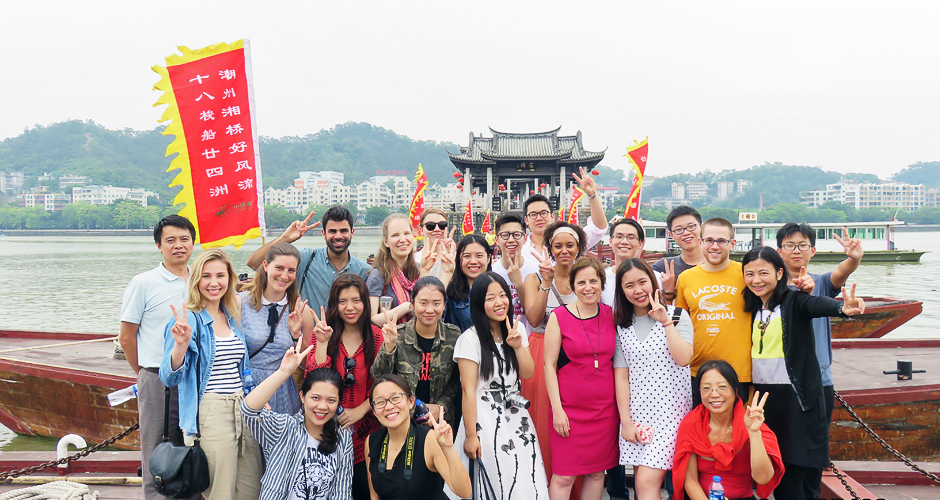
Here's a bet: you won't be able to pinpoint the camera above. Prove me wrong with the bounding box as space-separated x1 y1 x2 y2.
504 391 530 410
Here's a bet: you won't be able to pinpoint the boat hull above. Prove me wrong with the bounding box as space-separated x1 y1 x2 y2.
830 297 923 339
731 250 927 262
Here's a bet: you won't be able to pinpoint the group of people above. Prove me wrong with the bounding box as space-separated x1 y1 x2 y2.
119 168 867 500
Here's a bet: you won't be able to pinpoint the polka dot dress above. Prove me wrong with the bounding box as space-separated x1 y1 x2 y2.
618 306 692 470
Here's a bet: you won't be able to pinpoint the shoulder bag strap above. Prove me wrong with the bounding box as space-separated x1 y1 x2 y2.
194 317 203 439
670 305 682 326
248 304 289 359
162 387 171 442
296 249 316 297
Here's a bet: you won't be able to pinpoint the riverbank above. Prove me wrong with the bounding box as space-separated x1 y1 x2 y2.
0 226 384 236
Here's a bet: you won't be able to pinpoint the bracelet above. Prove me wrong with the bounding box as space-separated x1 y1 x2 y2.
539 283 552 293
662 290 676 299
586 192 597 199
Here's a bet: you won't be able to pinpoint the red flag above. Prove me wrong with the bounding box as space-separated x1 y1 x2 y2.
408 164 429 234
623 138 649 220
462 197 475 234
567 186 584 224
481 210 492 233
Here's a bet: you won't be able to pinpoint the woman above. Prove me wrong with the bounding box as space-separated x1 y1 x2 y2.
613 259 693 500
240 242 314 414
242 342 354 500
450 272 547 499
306 274 384 500
521 221 586 482
444 233 492 332
370 276 462 429
415 208 453 278
742 246 865 500
160 249 262 500
673 360 784 500
365 374 472 500
543 257 619 500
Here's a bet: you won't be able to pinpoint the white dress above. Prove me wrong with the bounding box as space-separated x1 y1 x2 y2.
448 328 548 500
617 306 692 470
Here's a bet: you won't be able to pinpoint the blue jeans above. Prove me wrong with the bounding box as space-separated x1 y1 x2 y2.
606 464 631 500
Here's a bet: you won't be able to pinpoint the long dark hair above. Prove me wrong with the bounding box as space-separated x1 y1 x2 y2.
613 258 659 329
697 359 742 403
446 234 492 303
301 368 344 454
468 272 520 380
742 246 790 313
325 274 376 363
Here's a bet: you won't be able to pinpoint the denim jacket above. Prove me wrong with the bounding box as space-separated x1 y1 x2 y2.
444 298 472 333
159 307 249 436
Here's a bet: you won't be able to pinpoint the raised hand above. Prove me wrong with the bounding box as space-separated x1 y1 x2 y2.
531 248 555 283
440 227 457 255
621 420 639 444
841 283 866 316
793 266 815 294
744 390 769 433
287 298 308 337
440 240 457 275
505 316 525 350
834 226 864 261
571 166 596 198
169 304 192 346
428 407 455 449
660 259 676 295
553 407 570 438
279 333 315 373
382 309 399 353
507 261 522 288
420 238 440 274
280 211 319 243
311 306 333 344
649 290 671 325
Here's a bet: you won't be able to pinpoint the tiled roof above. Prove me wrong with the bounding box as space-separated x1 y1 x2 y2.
448 127 605 164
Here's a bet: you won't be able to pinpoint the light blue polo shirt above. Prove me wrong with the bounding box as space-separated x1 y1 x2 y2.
120 263 188 369
297 248 370 315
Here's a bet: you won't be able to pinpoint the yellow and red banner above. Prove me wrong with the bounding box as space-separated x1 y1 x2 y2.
623 137 649 221
462 198 475 234
409 164 429 235
153 39 263 248
481 210 492 234
567 186 584 224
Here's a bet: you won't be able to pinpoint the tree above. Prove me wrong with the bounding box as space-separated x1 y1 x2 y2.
893 161 940 188
364 206 391 225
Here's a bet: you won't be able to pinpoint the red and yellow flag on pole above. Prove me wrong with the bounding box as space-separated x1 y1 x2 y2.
567 186 584 224
409 164 429 235
481 210 492 234
153 39 263 248
462 197 475 234
558 205 565 222
623 137 649 221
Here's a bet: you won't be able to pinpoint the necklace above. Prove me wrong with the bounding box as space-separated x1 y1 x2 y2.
757 307 772 354
576 303 601 372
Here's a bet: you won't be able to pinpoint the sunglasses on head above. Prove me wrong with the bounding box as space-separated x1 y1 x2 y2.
424 221 448 231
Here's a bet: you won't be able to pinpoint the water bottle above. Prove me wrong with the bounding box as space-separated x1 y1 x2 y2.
107 384 138 406
242 368 256 395
414 398 430 424
708 476 724 500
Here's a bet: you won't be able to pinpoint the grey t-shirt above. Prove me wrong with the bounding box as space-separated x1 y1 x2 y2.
613 309 694 368
652 255 698 279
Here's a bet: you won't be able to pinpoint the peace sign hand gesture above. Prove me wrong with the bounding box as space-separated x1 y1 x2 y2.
531 248 555 283
279 334 315 374
428 407 455 449
281 211 320 243
744 391 769 433
420 239 440 274
169 304 192 346
649 290 671 326
660 259 676 295
793 266 815 294
834 226 864 261
571 166 596 198
287 298 308 337
311 306 333 344
382 309 400 353
841 283 866 316
505 316 525 350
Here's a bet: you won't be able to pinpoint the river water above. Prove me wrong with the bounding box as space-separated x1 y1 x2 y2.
0 232 938 449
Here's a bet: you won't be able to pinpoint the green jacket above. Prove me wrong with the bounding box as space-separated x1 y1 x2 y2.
370 318 462 428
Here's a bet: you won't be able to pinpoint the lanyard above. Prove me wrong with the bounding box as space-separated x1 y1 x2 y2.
378 422 416 479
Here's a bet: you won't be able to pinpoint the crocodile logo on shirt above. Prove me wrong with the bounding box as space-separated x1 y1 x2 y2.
698 292 731 312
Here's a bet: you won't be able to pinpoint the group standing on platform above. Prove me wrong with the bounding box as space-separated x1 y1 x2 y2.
119 176 869 499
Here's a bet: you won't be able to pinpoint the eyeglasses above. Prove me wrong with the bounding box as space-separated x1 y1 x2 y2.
670 223 699 235
702 238 732 248
371 392 407 409
611 234 640 243
343 357 356 387
497 231 525 241
424 221 448 231
781 243 812 251
526 210 551 220
700 384 733 395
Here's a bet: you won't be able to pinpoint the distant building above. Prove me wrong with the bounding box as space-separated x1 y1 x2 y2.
927 188 939 208
686 182 708 199
717 181 735 200
0 172 25 195
72 185 158 207
595 186 620 210
649 197 687 210
58 174 92 187
296 170 344 187
800 181 927 211
737 180 750 193
16 192 70 211
671 183 685 199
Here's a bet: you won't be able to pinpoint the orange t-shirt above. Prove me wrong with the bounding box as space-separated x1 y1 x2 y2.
675 260 752 381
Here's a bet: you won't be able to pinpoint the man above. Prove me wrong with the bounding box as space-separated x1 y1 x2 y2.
491 213 538 320
600 218 671 306
119 215 195 500
653 206 706 300
247 205 370 314
674 218 751 406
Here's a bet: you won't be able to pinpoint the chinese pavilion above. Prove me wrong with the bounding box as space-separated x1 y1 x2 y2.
448 127 605 212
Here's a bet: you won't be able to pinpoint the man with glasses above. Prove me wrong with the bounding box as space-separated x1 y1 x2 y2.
247 205 370 315
491 214 538 321
674 218 751 406
653 207 706 300
600 218 670 306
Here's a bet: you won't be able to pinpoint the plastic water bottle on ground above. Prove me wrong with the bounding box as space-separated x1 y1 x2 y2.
107 384 138 406
708 475 724 500
243 368 256 395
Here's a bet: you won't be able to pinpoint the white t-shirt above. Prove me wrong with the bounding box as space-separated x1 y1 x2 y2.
601 267 664 307
520 218 607 281
119 263 188 369
454 326 530 365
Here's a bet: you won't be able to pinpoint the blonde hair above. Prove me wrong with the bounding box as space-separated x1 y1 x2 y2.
187 249 240 321
374 213 420 285
419 207 446 226
246 242 301 311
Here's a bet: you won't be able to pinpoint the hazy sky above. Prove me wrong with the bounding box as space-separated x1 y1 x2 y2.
2 1 938 180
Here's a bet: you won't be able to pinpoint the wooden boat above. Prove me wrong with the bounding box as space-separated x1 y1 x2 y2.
831 296 923 339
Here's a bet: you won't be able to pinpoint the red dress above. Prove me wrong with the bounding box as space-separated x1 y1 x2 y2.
549 304 619 476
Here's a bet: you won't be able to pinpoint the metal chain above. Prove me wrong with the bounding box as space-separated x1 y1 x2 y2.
0 423 139 481
829 461 863 500
835 390 940 485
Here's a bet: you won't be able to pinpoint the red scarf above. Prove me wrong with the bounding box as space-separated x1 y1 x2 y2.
389 266 415 323
672 400 784 500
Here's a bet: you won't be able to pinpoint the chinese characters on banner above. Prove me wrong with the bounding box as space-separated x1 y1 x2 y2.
567 186 584 224
462 198 475 234
153 40 264 248
623 138 649 221
409 164 429 235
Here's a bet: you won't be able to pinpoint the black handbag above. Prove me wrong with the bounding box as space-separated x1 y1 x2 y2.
150 320 210 498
